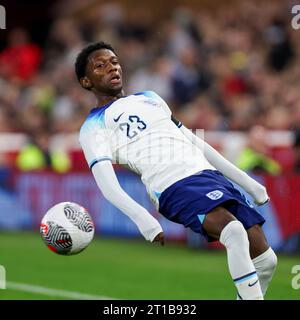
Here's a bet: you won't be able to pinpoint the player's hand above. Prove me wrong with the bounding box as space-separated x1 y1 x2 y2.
254 186 270 206
254 197 270 206
251 185 270 206
152 232 164 246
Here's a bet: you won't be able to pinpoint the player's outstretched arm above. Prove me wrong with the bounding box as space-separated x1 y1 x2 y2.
91 160 164 243
178 124 270 206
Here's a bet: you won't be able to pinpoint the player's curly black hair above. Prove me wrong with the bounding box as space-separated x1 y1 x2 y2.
74 41 117 84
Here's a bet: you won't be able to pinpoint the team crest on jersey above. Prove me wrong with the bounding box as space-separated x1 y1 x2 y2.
206 190 223 200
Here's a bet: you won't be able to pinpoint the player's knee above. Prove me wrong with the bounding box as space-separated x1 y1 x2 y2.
220 220 249 249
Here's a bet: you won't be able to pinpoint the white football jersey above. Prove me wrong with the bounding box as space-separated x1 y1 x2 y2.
79 91 215 208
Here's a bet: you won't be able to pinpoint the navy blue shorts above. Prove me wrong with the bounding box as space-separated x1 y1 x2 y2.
158 170 265 242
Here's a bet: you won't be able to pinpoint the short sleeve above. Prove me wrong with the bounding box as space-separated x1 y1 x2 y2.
79 119 112 170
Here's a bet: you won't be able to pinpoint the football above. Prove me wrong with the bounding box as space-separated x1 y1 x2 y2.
40 202 95 255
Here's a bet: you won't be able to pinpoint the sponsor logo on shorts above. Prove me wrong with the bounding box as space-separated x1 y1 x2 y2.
206 190 223 200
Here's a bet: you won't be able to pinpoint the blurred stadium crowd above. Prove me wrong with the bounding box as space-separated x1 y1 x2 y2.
0 0 300 171
0 0 300 252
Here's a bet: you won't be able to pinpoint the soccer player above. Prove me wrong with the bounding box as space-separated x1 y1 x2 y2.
75 42 277 300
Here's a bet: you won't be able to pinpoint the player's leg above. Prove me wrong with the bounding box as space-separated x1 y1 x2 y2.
247 225 277 296
203 206 263 300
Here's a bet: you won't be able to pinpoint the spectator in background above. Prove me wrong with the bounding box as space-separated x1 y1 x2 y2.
128 55 173 100
0 28 42 82
293 130 300 173
236 125 282 175
265 18 294 72
45 19 84 68
171 46 211 108
0 0 298 173
16 130 71 173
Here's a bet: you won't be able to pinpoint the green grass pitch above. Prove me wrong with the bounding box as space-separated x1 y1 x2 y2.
0 231 299 300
